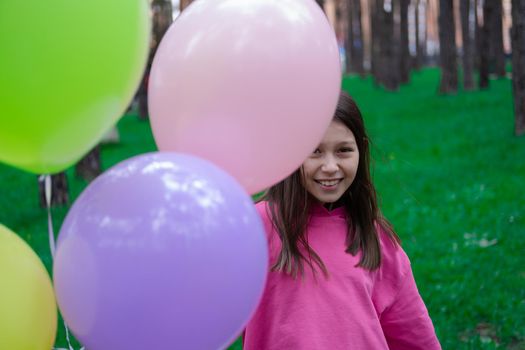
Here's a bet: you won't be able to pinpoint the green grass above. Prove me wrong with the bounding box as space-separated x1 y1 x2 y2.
0 67 524 349
344 68 525 349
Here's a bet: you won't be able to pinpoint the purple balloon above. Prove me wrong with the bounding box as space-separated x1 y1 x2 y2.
53 152 268 350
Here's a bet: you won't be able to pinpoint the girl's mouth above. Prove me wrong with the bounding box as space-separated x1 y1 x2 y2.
315 179 343 189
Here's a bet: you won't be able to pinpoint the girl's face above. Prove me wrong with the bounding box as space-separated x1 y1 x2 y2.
301 120 359 204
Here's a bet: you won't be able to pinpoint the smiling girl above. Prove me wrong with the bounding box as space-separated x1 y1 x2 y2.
243 91 441 349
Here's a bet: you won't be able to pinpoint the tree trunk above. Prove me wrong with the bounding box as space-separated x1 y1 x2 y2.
137 83 148 119
399 0 410 83
347 0 365 75
512 0 525 135
180 0 195 12
479 0 492 88
346 0 354 74
474 0 481 70
381 1 399 91
101 126 120 145
138 0 173 120
75 145 102 182
421 0 429 66
460 0 475 90
38 173 69 208
355 0 365 75
152 0 172 42
370 0 399 89
438 0 458 93
414 0 422 69
370 0 382 85
491 0 506 77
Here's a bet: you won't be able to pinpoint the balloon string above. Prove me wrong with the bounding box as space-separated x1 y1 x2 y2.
44 175 56 258
42 174 78 350
63 324 75 350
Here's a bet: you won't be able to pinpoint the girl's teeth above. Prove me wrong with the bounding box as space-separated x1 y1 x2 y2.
319 180 339 186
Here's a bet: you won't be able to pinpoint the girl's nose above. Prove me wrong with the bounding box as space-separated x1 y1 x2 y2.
321 155 338 173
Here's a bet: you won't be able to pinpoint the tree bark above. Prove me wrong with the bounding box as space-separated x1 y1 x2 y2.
180 0 195 12
422 0 429 66
355 0 365 75
460 0 475 90
414 0 422 69
137 0 173 120
438 0 458 93
380 0 399 91
346 0 355 74
399 0 410 83
152 0 172 41
474 0 481 70
479 0 491 88
101 125 120 145
75 145 102 182
370 0 382 85
347 0 365 75
491 0 506 77
38 173 69 208
512 0 525 135
370 0 400 89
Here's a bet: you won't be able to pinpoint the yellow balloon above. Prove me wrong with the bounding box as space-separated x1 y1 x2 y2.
0 224 57 350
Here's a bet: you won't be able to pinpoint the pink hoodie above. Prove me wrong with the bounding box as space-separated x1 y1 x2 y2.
243 201 441 350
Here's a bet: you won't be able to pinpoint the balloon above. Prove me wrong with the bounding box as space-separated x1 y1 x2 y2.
149 0 341 193
54 152 268 350
0 224 57 350
0 0 150 174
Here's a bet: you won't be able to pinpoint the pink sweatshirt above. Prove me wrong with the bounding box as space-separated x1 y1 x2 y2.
243 201 441 350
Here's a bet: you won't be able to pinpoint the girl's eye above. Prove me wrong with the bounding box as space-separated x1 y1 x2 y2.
339 147 354 153
313 148 321 154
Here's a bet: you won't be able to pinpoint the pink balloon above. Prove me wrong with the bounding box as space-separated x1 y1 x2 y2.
149 0 341 194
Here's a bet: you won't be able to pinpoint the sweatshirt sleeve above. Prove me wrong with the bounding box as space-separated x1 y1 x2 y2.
379 267 441 350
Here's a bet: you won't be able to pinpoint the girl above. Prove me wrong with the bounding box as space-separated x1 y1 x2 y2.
243 92 441 349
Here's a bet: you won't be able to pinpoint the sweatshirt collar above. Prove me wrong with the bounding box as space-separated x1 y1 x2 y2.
310 201 346 218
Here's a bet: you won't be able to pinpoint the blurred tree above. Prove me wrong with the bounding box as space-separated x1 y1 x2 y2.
438 0 458 93
38 173 69 208
414 0 422 69
399 0 410 83
479 0 492 88
137 43 155 120
370 0 382 82
414 0 427 70
475 0 481 70
460 0 475 90
391 0 402 86
371 0 400 90
346 0 365 75
381 0 394 89
38 144 103 206
152 0 173 40
137 0 173 120
75 145 101 182
512 0 525 135
490 0 506 77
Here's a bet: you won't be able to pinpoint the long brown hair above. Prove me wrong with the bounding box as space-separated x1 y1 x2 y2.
263 91 400 277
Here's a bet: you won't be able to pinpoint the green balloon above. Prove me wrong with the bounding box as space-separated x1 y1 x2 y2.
0 0 150 174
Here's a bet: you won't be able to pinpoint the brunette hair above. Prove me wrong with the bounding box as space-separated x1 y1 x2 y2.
263 91 400 277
